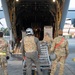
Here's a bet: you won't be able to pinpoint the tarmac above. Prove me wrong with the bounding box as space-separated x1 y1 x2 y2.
0 53 74 75
65 53 75 75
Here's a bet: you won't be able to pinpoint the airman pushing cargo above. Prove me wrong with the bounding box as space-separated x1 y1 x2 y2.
21 28 43 75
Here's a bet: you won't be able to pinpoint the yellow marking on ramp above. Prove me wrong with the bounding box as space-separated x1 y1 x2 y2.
72 58 75 61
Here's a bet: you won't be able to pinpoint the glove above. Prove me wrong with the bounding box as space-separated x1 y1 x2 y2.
23 56 26 60
6 56 9 60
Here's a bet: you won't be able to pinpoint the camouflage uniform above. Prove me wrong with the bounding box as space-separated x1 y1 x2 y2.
43 33 53 54
21 35 42 75
0 38 8 75
50 36 69 75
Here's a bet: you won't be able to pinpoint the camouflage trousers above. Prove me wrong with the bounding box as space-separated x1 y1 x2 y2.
50 56 65 75
0 55 8 75
25 51 43 75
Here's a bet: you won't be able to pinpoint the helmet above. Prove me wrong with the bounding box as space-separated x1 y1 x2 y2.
26 28 34 35
58 29 63 35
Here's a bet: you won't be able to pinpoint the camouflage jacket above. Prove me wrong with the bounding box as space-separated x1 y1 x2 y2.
50 36 69 56
43 35 53 44
0 38 8 56
21 35 41 57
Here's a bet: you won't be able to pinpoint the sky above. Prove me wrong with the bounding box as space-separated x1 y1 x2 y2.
0 18 7 28
0 0 75 28
68 0 75 10
0 0 1 7
0 0 7 28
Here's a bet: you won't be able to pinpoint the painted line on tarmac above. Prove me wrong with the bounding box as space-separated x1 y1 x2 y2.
72 58 75 62
65 63 75 75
